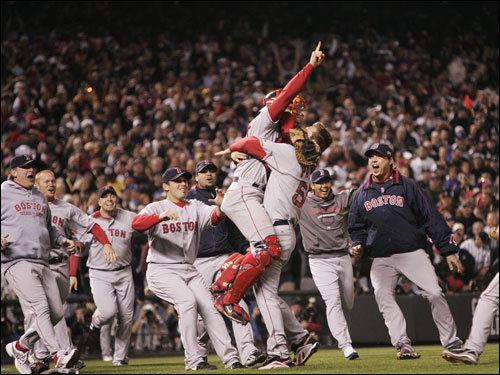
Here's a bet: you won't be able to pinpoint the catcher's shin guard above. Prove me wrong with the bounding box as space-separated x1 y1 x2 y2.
210 253 245 296
223 235 281 304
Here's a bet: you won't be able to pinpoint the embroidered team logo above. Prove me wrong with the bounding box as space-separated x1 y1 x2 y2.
318 213 336 227
370 143 379 150
175 167 182 173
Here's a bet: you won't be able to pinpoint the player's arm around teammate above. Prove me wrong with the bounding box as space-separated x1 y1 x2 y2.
131 168 244 370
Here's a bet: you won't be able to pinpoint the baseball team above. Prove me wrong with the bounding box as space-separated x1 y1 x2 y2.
1 42 498 374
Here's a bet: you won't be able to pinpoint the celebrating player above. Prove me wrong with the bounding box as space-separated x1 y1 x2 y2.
298 169 359 361
441 225 499 365
85 185 137 366
214 122 332 369
26 169 115 373
188 160 266 367
2 155 79 373
348 143 464 359
131 167 245 370
211 41 325 326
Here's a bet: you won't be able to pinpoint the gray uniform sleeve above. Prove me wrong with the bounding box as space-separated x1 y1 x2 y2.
46 204 65 248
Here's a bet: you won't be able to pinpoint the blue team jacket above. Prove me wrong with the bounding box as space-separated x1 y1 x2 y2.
348 170 458 258
186 185 249 258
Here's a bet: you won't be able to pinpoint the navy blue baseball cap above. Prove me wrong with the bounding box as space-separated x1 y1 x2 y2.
311 169 332 183
195 160 218 175
162 167 192 183
98 185 117 199
364 143 393 159
10 154 37 169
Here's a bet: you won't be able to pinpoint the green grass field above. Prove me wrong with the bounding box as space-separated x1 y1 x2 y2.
1 344 498 374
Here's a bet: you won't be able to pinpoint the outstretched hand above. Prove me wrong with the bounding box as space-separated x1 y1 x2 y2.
215 148 231 156
309 41 325 68
208 188 225 207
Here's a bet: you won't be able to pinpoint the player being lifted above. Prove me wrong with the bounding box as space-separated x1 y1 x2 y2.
210 41 325 326
214 122 332 369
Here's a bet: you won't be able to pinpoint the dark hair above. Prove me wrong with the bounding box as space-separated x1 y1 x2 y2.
311 122 332 152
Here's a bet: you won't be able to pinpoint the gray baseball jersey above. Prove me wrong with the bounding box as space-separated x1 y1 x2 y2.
298 189 357 356
86 208 136 270
31 198 96 360
1 181 67 356
134 199 240 369
232 106 280 185
299 189 355 255
47 198 95 258
1 181 65 273
138 199 216 264
228 137 313 357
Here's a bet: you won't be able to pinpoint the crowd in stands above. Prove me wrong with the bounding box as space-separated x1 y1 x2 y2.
1 2 498 356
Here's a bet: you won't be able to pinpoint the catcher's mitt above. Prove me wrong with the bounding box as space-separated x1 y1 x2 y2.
289 128 321 166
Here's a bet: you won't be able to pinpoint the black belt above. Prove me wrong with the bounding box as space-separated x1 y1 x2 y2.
49 255 68 264
233 177 265 190
273 220 290 226
89 264 131 272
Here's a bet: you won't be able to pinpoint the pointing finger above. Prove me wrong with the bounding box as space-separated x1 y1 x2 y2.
315 41 321 52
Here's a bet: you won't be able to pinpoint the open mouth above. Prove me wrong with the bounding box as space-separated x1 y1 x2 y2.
371 163 380 173
26 172 35 180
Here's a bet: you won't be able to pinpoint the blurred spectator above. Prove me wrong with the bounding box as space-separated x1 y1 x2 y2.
460 232 491 292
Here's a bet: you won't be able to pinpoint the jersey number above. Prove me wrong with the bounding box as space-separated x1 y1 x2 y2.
292 181 308 208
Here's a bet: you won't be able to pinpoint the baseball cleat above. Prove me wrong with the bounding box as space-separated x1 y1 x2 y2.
6 341 32 374
214 295 250 325
291 334 319 366
228 361 246 369
186 360 218 370
441 348 479 365
343 345 359 360
245 350 267 367
73 360 86 370
396 343 420 359
55 348 80 369
258 356 294 370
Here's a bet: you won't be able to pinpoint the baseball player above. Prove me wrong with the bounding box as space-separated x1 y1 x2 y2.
298 168 359 360
214 122 332 369
211 41 325 325
131 167 245 370
26 170 115 372
1 155 79 373
348 143 464 359
187 160 267 367
85 185 136 366
441 225 499 365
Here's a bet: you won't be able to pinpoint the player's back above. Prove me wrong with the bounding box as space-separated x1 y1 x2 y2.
233 107 279 184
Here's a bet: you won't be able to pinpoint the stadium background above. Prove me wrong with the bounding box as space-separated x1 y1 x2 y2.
1 0 498 364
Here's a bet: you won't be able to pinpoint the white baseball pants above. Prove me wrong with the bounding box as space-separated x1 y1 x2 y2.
89 267 134 363
221 182 274 248
146 263 239 370
4 261 64 355
370 249 460 348
465 272 499 354
309 253 355 350
31 262 73 359
253 223 308 359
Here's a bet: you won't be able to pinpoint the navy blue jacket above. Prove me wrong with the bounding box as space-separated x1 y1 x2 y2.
187 185 249 257
348 170 458 258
